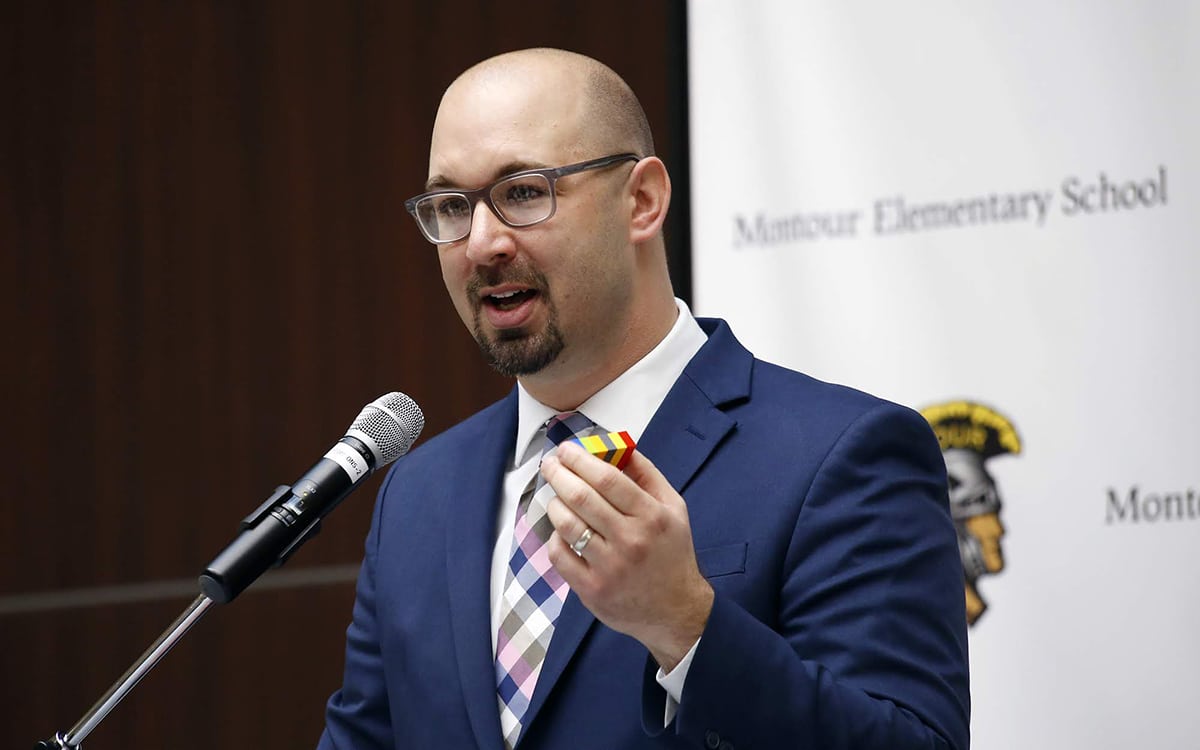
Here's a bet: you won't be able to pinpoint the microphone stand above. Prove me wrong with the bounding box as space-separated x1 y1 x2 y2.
35 594 214 750
35 484 324 749
34 393 420 749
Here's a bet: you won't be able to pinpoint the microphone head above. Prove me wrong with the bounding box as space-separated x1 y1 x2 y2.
346 392 425 467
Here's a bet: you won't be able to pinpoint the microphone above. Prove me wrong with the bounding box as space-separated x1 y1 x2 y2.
199 392 424 603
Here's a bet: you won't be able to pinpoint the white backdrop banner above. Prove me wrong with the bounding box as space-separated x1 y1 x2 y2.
687 2 1198 748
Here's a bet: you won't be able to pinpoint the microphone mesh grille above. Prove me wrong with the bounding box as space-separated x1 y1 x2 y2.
349 392 425 466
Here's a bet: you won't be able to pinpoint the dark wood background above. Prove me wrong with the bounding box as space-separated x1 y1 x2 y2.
1 2 688 747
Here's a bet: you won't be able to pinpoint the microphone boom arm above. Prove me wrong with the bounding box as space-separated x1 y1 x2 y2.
35 594 215 750
33 392 423 749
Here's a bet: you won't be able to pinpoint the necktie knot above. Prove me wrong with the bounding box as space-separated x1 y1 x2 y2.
544 412 595 451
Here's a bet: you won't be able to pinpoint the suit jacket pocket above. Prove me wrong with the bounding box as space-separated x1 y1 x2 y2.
696 542 748 579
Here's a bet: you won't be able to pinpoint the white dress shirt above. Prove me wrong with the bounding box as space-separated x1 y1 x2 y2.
488 298 708 724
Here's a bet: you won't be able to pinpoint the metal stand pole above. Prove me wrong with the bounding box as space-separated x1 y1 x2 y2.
35 594 215 750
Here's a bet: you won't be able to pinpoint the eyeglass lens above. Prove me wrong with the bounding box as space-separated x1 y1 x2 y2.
414 172 554 242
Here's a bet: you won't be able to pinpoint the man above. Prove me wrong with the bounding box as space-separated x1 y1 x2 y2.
319 48 969 750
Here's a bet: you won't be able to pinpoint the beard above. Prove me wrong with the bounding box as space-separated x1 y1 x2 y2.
474 316 565 377
467 265 565 377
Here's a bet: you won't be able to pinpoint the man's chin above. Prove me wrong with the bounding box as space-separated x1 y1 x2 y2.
474 325 564 378
493 325 532 343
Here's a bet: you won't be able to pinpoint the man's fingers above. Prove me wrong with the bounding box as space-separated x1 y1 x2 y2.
545 442 649 517
541 452 623 537
546 496 605 560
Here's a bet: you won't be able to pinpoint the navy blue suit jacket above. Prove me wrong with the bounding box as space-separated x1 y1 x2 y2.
319 319 970 749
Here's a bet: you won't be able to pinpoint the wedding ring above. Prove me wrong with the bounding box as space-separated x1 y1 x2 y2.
571 527 594 556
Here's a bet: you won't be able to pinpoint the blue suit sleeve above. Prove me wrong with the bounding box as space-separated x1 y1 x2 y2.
668 403 970 749
318 472 398 750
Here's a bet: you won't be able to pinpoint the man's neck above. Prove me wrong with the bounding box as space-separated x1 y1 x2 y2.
519 296 679 411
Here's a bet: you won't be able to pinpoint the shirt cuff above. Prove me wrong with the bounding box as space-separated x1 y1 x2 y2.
654 637 701 726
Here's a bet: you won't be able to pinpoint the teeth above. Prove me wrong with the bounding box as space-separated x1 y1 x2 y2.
490 290 526 299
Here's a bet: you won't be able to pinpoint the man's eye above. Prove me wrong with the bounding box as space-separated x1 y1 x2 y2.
436 199 469 217
502 182 547 204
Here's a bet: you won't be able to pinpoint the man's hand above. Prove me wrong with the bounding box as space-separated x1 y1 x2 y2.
541 441 714 672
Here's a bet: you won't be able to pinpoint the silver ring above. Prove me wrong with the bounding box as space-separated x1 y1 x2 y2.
570 527 594 556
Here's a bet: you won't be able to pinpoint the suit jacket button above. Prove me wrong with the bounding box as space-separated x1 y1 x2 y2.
718 742 735 750
704 730 721 749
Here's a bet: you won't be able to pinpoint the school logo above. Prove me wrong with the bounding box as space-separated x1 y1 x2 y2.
919 400 1021 627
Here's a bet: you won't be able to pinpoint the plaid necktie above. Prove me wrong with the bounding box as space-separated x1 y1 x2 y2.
495 411 596 749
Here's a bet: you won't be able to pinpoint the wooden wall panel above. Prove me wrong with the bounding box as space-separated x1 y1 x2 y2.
1 1 684 747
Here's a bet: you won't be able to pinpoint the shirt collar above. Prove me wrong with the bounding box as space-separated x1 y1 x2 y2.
513 298 708 466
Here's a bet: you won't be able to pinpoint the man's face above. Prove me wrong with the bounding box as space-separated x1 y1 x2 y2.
426 65 636 380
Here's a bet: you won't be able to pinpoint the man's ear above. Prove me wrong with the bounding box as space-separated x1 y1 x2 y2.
627 156 671 244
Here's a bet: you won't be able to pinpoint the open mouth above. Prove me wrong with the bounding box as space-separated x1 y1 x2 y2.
483 288 539 311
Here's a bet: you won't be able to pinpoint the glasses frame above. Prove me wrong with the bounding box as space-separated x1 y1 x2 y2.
404 152 641 245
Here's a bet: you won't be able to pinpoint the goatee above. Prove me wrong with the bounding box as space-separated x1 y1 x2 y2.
467 265 564 376
474 318 565 377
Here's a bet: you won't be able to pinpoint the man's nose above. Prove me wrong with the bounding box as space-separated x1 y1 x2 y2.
463 199 515 266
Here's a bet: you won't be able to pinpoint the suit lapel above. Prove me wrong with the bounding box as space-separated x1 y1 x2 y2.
644 318 752 493
446 392 517 750
639 378 738 494
517 319 752 742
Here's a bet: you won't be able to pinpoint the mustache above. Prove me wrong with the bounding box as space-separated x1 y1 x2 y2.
465 265 550 299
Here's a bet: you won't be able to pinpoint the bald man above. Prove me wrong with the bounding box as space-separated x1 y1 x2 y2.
319 49 970 750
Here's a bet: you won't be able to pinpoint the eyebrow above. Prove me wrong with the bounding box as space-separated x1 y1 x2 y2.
424 159 552 192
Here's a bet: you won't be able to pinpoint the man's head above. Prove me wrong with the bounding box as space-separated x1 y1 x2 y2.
416 48 676 409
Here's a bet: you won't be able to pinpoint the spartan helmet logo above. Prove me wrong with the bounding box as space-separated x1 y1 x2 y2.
920 401 1021 626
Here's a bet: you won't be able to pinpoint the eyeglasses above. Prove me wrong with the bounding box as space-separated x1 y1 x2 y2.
404 153 640 244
